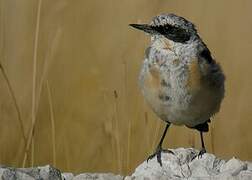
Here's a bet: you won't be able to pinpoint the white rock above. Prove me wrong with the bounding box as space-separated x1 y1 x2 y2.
0 165 62 180
220 157 247 176
0 148 251 180
130 148 252 180
62 172 75 180
73 173 123 180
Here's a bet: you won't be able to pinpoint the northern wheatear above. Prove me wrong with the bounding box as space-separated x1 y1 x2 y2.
130 13 225 166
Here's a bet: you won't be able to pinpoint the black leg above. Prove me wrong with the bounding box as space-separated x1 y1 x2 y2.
147 123 174 166
198 131 206 158
157 122 169 148
200 131 205 150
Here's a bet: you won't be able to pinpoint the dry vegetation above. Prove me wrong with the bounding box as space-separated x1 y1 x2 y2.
0 0 252 175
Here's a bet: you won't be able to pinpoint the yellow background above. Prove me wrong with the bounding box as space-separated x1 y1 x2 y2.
0 0 251 175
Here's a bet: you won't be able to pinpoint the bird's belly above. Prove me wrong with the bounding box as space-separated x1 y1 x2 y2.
139 61 224 127
140 81 222 127
165 87 222 127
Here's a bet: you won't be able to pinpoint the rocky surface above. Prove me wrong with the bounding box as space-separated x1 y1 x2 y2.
126 148 252 180
0 148 251 179
0 165 124 180
0 165 62 180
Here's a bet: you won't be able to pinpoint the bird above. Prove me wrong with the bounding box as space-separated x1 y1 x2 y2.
129 13 225 166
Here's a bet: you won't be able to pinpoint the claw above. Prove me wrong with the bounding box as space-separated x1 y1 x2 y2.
197 148 206 158
147 154 156 162
147 147 174 166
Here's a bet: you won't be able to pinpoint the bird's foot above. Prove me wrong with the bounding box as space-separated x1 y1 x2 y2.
197 148 206 158
147 146 174 166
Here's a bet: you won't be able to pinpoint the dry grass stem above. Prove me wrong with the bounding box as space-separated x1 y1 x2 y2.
123 61 131 172
35 28 62 116
0 62 26 144
113 90 122 173
22 29 62 167
102 90 117 172
188 128 195 148
46 80 56 166
22 4 62 168
210 125 215 153
23 0 43 167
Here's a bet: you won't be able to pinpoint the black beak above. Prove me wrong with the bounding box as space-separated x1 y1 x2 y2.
129 24 157 34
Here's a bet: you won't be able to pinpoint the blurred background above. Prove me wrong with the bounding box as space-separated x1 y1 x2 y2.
0 0 252 175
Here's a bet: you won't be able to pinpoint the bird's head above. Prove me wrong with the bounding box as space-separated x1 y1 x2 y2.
130 14 199 51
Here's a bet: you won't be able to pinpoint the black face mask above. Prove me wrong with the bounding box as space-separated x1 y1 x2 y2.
129 23 191 43
152 24 191 43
